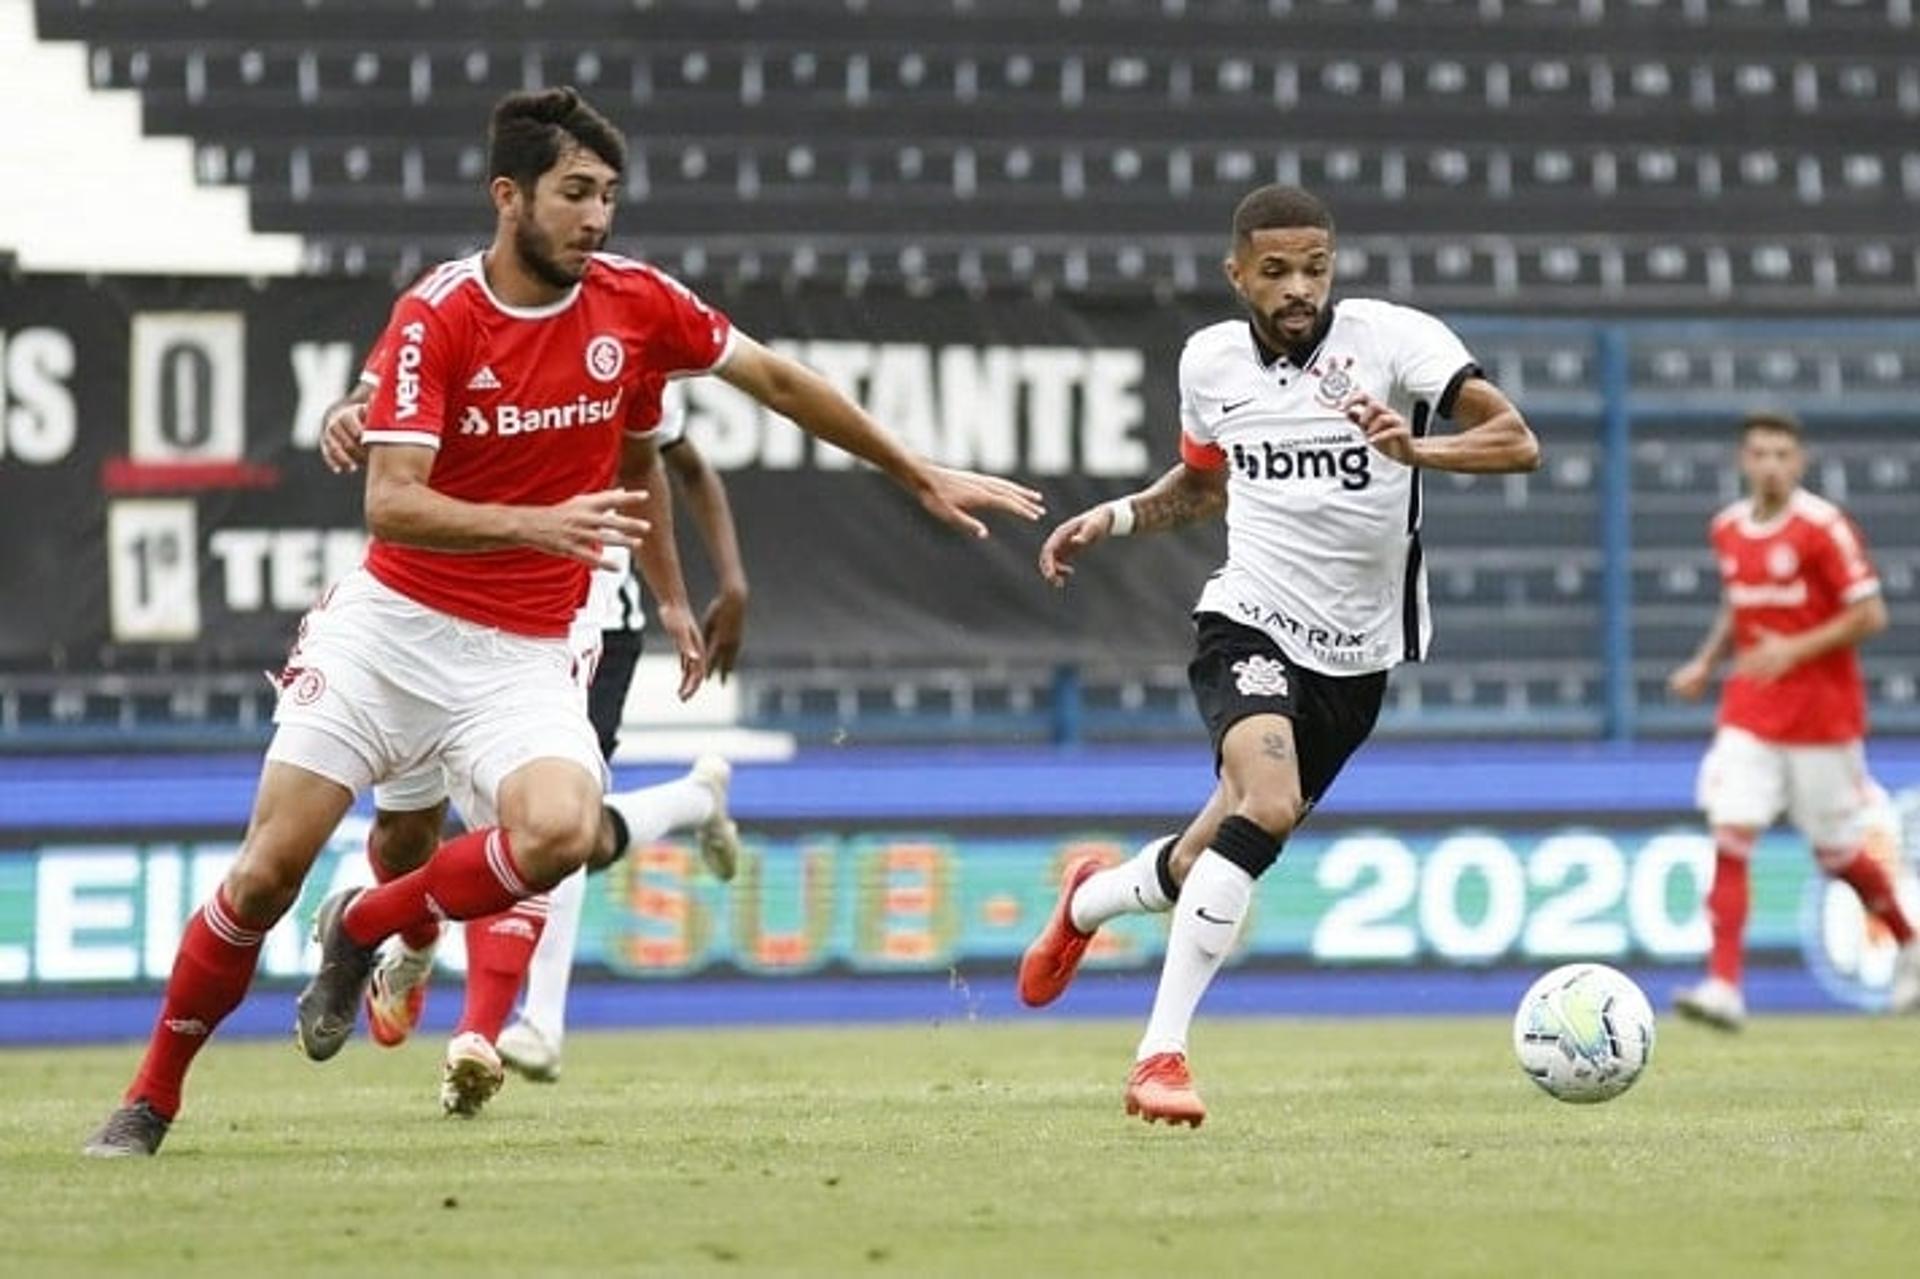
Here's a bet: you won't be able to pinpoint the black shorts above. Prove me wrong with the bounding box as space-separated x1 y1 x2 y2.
1187 613 1387 806
587 628 645 762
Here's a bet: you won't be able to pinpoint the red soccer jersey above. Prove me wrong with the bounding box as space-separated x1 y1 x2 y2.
1711 489 1880 743
359 252 731 636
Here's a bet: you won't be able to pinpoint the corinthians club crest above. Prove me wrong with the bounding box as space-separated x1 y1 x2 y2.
1312 354 1357 408
1232 655 1291 699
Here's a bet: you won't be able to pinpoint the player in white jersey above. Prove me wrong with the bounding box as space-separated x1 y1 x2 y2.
1019 185 1540 1126
321 376 749 1112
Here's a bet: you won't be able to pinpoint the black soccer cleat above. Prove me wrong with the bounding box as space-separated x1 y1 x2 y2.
82 1099 171 1158
295 888 376 1061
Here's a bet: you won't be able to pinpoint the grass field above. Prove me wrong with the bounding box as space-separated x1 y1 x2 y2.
5 1016 1919 1277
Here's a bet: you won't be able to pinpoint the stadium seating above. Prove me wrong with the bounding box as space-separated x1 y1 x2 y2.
13 0 1920 743
33 0 1920 305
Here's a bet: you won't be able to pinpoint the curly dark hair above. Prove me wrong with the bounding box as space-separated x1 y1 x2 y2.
488 86 627 190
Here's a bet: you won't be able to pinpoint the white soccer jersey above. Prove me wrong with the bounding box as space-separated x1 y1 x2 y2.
1181 298 1480 676
595 379 690 634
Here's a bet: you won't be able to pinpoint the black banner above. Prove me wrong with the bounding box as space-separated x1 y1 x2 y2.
0 274 1221 671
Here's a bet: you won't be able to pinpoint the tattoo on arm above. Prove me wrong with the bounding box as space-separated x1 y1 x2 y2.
1133 475 1227 532
1135 489 1206 528
1259 731 1291 763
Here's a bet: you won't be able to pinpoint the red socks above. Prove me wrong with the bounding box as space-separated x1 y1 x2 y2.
368 829 442 952
456 898 549 1042
343 827 532 948
1828 847 1917 945
1705 837 1753 987
126 887 268 1119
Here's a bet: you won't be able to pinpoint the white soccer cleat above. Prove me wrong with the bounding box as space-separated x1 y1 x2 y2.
1890 941 1920 1014
1672 977 1746 1032
689 753 742 883
496 1018 562 1084
439 1031 505 1117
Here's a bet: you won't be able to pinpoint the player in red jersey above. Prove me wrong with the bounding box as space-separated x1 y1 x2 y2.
83 86 1042 1157
320 365 744 1116
1667 411 1917 1029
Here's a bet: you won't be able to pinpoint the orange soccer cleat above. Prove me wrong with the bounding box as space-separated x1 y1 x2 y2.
1124 1053 1207 1128
1016 854 1105 1007
365 940 436 1047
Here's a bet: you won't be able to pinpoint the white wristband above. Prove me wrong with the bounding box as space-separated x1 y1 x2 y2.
1104 497 1136 537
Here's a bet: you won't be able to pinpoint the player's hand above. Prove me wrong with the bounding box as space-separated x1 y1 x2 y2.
700 587 749 684
1734 628 1799 682
1666 658 1712 701
1345 393 1418 466
1038 505 1116 588
518 489 650 570
657 601 707 701
913 465 1046 539
321 402 369 473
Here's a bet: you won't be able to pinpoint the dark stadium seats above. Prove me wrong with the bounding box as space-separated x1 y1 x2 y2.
36 0 1920 304
16 0 1920 744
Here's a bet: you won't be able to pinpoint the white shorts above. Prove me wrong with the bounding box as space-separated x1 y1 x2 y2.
366 605 607 816
1695 726 1874 850
267 568 607 824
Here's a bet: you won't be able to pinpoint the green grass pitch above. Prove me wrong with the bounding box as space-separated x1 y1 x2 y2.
5 1016 1918 1277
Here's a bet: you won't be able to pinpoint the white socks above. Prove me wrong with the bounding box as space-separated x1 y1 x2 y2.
517 866 587 1046
1136 850 1253 1060
1070 836 1177 933
605 775 715 859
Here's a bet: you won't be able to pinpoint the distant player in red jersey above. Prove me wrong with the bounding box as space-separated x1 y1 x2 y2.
83 86 1042 1157
1667 411 1917 1029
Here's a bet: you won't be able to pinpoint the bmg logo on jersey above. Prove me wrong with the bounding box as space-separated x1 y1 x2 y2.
1230 440 1372 490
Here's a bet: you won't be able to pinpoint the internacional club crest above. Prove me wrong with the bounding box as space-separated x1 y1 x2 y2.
585 335 625 382
1232 654 1291 699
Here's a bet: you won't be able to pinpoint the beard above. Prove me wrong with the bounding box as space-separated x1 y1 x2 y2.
515 213 596 290
1255 298 1330 361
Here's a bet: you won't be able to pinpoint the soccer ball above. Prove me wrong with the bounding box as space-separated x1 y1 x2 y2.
1512 963 1656 1104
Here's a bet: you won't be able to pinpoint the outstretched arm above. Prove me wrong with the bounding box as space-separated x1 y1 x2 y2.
1347 377 1541 474
1038 461 1227 587
716 335 1044 537
621 433 704 698
662 439 750 681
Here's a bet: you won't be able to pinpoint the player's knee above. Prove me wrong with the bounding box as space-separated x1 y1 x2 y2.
1234 793 1303 846
1211 812 1291 879
370 809 439 875
1813 844 1854 875
222 853 305 926
504 800 600 885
